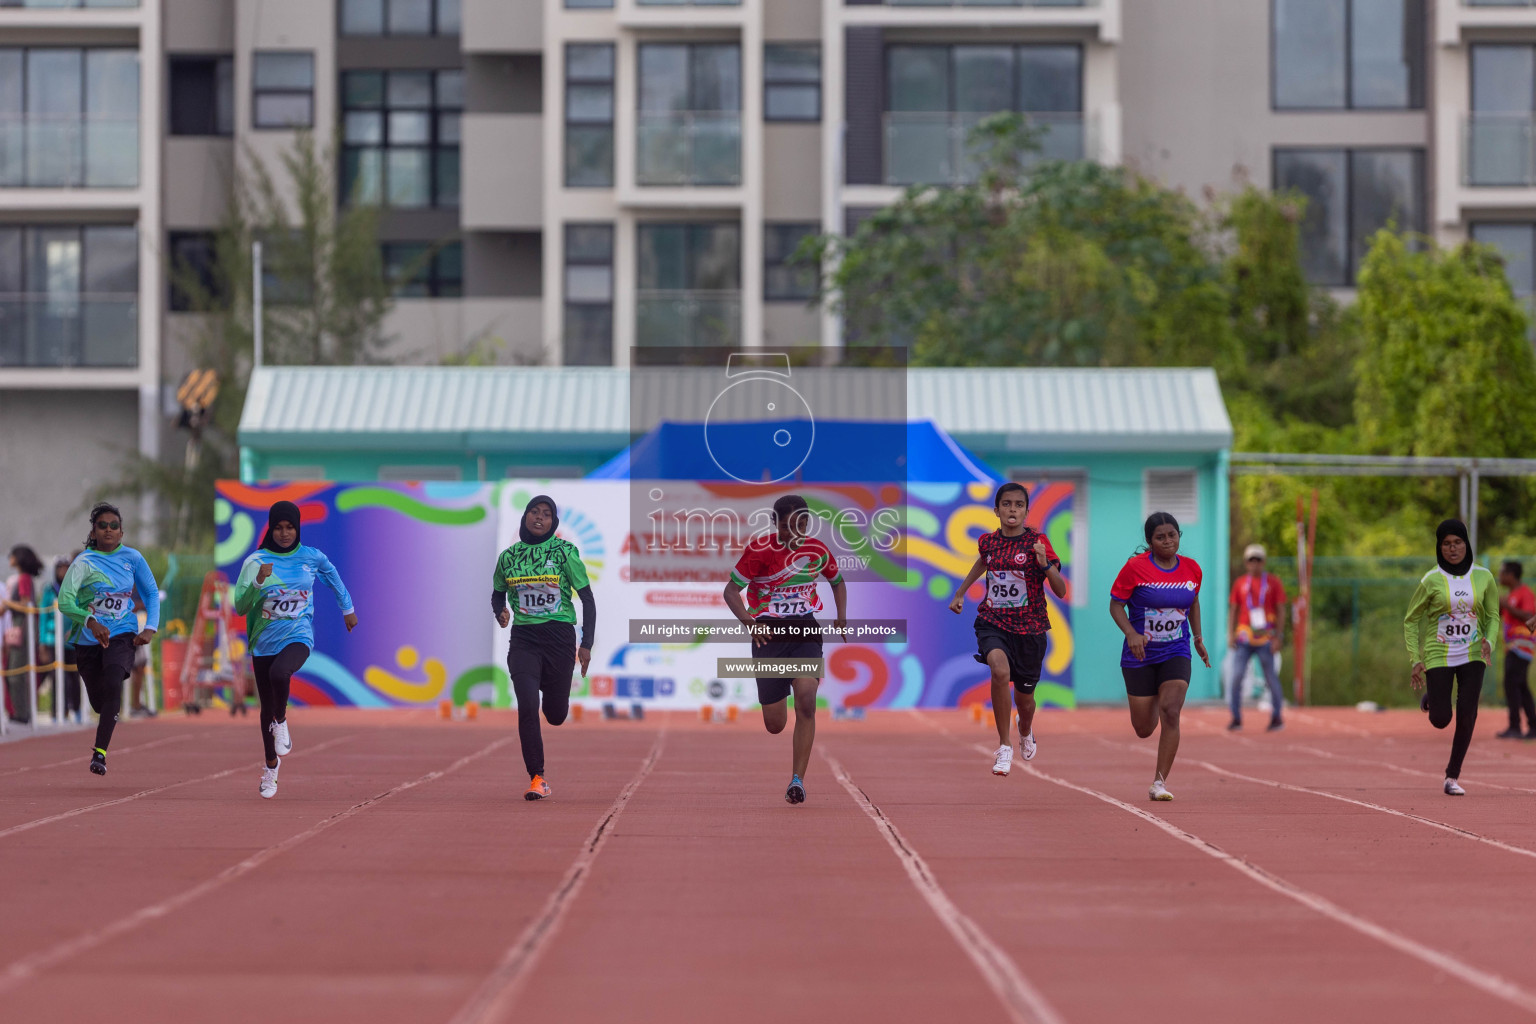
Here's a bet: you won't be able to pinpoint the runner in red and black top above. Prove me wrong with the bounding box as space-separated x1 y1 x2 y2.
723 494 848 805
950 483 1065 777
1109 512 1211 802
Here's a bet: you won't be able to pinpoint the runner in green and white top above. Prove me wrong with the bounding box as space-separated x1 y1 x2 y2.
1404 519 1499 796
491 495 596 801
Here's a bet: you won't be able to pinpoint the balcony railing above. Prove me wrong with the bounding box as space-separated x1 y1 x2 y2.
884 111 1085 186
636 0 740 5
0 1 140 7
0 294 138 368
1464 114 1536 187
1463 1 1536 7
636 112 741 187
636 290 741 347
0 115 140 188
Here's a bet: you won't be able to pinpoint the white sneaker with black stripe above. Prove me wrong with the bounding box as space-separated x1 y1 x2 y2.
272 719 292 756
1020 731 1037 762
259 759 280 799
991 744 1013 776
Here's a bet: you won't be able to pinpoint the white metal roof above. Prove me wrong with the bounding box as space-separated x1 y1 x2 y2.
240 365 1232 453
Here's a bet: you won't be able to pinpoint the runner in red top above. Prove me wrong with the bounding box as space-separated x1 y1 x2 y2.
1225 543 1288 733
1109 512 1210 802
723 494 847 805
950 483 1065 776
1496 561 1536 738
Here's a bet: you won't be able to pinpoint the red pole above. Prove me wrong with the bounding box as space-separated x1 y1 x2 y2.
1294 496 1307 706
1304 490 1318 706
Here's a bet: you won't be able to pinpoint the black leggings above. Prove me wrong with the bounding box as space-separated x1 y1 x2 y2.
76 636 134 751
1505 652 1536 732
508 622 577 778
252 643 308 763
1426 661 1486 779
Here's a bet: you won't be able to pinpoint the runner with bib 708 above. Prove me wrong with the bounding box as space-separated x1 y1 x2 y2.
1108 512 1210 802
949 482 1065 777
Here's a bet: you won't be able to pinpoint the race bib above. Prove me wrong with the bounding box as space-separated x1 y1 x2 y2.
1436 614 1479 648
1144 607 1188 642
91 592 131 619
765 588 813 618
262 588 311 621
514 576 563 616
985 570 1029 609
1248 607 1268 631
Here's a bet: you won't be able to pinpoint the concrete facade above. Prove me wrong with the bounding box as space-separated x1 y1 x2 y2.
5 1 1535 561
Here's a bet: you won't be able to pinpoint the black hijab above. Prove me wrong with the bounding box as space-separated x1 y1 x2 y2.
261 501 302 555
1436 519 1474 576
519 495 558 545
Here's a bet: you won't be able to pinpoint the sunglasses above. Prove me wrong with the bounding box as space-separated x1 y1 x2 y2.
95 521 122 531
1247 557 1264 563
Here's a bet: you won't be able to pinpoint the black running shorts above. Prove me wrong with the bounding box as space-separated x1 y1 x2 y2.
753 616 823 706
973 622 1048 694
1121 657 1193 698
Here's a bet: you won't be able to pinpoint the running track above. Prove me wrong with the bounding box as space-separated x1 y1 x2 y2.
5 707 1536 1023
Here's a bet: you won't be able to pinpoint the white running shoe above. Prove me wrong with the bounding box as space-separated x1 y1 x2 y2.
1444 777 1465 796
259 759 280 799
991 744 1014 776
1020 731 1037 762
273 719 292 756
1149 776 1174 802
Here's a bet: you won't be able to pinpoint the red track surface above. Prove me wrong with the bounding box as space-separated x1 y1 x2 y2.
4 706 1536 1023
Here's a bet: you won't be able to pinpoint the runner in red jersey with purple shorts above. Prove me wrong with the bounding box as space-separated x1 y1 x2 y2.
950 483 1066 776
724 495 848 805
1109 512 1210 802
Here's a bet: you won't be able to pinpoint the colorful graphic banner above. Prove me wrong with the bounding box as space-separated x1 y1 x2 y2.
216 480 1075 711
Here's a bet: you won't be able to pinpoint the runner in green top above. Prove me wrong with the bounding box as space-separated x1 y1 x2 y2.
490 495 596 801
1404 519 1499 796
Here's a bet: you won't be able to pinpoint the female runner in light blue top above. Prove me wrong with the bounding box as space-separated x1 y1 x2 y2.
232 501 357 798
57 502 160 776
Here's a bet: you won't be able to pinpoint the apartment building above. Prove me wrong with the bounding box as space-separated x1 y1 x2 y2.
1 0 1532 554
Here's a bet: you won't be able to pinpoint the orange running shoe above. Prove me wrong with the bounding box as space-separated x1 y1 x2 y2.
525 775 552 801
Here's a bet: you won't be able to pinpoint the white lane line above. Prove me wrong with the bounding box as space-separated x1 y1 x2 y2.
913 712 1536 1017
0 734 515 994
824 750 1067 1024
447 731 668 1024
1292 744 1536 796
0 733 197 780
1286 710 1391 740
0 734 355 841
1096 735 1536 864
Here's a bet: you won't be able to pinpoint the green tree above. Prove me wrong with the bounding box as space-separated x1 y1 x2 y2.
1355 231 1536 458
98 133 394 549
809 114 1236 371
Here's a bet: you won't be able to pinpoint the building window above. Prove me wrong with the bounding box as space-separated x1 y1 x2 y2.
636 222 741 348
1274 148 1423 287
564 224 613 366
1143 469 1199 524
342 70 464 208
764 223 818 302
168 231 226 312
885 44 1083 185
340 0 460 36
1468 45 1536 187
1471 224 1536 302
765 44 820 123
0 224 138 368
252 51 315 129
0 47 139 188
565 0 612 6
168 56 233 137
637 43 742 186
565 44 615 188
1272 0 1424 110
383 241 463 298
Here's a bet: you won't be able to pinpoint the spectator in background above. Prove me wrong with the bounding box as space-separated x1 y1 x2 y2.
39 555 81 723
5 544 44 723
127 593 155 717
1227 543 1288 733
1496 561 1536 739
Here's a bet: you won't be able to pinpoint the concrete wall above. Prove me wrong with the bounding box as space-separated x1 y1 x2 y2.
381 298 546 365
1120 0 1428 196
0 391 141 560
